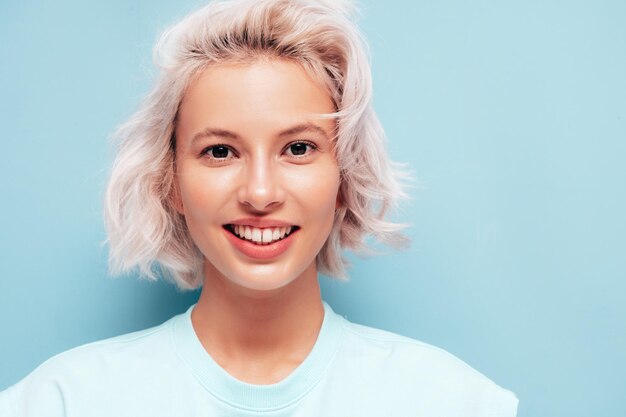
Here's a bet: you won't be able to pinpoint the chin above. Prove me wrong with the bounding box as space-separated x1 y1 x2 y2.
211 259 315 294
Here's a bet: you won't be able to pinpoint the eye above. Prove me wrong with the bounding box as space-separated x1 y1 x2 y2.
201 144 236 160
284 141 317 157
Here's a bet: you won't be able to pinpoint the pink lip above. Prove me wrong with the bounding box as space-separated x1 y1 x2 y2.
223 226 297 260
227 218 296 228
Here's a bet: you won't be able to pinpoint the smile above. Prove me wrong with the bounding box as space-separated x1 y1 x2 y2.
224 224 299 245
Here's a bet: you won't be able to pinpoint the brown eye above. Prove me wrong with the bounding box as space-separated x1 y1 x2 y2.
285 141 316 157
211 146 230 158
202 145 234 159
289 143 307 156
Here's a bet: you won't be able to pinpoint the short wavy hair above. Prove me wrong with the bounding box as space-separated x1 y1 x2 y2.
105 0 409 290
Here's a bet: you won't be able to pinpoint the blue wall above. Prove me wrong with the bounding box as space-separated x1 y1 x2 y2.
1 1 624 416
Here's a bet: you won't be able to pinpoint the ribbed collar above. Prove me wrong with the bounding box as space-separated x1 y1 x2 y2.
171 301 343 412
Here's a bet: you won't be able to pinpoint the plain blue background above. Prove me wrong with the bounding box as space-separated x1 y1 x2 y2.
1 1 625 416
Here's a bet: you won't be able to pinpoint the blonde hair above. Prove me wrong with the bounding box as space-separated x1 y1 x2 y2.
105 0 409 290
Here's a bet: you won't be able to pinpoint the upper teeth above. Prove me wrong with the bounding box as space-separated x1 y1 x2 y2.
232 225 293 244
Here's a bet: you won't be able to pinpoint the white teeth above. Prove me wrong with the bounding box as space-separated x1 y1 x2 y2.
230 225 295 245
252 228 262 243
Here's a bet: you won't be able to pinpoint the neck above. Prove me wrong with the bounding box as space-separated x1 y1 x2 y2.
191 262 324 383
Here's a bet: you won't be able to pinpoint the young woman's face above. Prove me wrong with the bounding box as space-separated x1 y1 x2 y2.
174 59 340 293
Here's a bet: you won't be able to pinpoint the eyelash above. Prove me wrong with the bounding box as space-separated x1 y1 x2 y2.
200 144 237 160
200 141 318 161
284 140 318 157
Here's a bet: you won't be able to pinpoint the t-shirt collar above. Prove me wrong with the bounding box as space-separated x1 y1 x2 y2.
171 300 343 411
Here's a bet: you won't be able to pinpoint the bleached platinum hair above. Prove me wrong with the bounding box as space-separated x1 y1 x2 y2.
105 0 409 290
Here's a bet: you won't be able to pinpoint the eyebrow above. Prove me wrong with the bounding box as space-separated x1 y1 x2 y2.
191 128 239 144
278 123 329 139
190 122 330 145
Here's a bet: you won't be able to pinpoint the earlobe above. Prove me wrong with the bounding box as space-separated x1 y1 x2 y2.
335 192 342 210
170 182 185 215
169 157 185 215
335 174 344 210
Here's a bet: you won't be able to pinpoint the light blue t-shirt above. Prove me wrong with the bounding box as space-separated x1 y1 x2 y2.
0 301 518 416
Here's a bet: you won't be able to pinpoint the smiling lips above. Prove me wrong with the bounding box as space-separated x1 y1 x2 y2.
225 224 296 245
223 223 299 260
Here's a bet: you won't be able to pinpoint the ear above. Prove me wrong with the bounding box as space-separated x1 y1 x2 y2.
170 178 185 215
168 151 186 215
335 189 343 210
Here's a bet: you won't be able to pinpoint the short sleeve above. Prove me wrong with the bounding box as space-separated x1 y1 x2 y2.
0 372 67 417
0 385 19 416
484 383 519 417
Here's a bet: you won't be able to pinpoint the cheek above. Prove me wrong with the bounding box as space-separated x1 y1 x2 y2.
287 162 340 220
179 179 213 220
177 168 237 217
176 170 234 259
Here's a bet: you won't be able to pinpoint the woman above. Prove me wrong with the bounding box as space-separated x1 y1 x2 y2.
0 0 518 415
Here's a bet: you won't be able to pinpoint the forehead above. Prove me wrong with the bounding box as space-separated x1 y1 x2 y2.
176 59 336 142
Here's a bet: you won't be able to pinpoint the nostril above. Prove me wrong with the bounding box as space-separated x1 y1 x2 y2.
237 176 285 211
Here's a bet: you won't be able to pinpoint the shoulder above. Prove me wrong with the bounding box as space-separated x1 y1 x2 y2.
334 318 519 416
31 317 174 378
342 319 491 381
0 316 179 416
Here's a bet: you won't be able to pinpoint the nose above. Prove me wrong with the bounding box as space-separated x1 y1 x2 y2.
237 156 285 211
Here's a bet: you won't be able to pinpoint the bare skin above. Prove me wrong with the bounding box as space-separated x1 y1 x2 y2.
173 59 340 384
192 261 324 384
